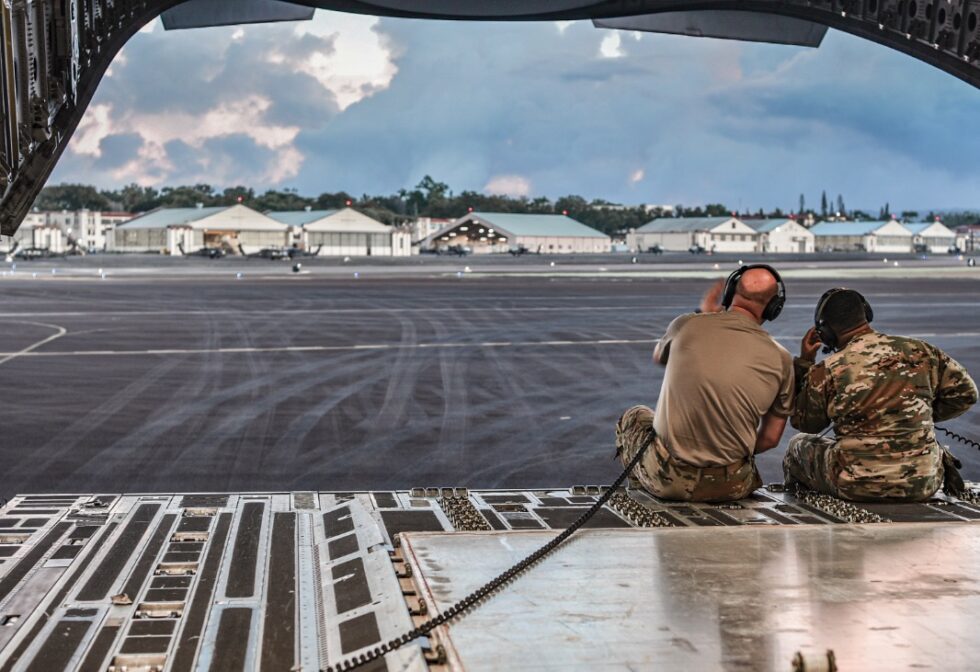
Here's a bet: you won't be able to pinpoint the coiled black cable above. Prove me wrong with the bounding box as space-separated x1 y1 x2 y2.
322 434 655 672
936 425 980 451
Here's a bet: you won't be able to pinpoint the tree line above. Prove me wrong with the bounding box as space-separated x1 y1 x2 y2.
32 178 978 237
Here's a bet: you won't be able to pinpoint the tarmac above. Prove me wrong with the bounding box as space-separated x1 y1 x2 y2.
0 253 977 498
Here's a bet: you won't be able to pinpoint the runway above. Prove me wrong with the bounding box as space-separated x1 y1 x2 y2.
0 257 977 497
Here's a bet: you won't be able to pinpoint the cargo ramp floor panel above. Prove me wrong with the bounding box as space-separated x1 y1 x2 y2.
1 485 979 671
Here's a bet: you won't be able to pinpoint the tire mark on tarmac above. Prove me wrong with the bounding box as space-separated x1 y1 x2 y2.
6 355 184 481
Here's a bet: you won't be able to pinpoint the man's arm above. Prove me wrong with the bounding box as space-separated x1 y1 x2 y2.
755 412 787 453
933 350 979 422
653 313 696 366
655 279 726 365
791 361 833 433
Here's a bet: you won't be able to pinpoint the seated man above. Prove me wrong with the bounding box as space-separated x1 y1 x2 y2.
785 288 978 501
616 265 794 502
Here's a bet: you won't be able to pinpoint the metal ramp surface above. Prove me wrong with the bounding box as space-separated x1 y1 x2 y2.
1 485 979 671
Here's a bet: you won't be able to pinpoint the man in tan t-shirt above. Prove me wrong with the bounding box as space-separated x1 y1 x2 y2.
615 265 794 502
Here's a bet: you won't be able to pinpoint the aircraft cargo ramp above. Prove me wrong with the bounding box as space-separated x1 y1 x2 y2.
1 485 980 671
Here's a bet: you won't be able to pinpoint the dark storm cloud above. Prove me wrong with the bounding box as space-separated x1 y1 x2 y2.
93 133 144 170
50 13 980 211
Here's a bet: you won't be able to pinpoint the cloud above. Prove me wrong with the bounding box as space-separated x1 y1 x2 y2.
48 13 980 212
484 175 532 197
55 11 394 189
598 32 624 59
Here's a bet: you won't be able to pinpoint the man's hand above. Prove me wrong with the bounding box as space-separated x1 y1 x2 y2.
800 326 822 362
699 279 726 314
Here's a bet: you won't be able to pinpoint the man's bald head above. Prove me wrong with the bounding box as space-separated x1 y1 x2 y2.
731 267 778 321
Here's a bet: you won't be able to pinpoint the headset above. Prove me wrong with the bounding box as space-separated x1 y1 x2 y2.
813 287 874 352
721 264 786 322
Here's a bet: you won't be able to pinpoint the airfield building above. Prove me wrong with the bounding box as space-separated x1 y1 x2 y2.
955 224 979 252
905 221 957 253
114 204 289 255
8 211 65 253
627 216 758 253
426 212 611 254
809 220 913 253
268 207 411 257
746 218 815 253
45 209 130 252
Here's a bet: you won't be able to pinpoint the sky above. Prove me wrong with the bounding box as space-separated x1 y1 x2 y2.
51 10 980 213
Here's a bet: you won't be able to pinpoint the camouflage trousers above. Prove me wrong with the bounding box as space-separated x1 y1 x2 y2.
615 405 762 503
783 433 944 502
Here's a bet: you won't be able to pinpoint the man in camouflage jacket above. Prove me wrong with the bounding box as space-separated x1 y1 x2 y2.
785 288 978 501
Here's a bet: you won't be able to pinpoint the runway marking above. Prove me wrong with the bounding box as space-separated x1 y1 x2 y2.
0 332 975 360
0 321 68 367
0 301 977 318
0 337 660 359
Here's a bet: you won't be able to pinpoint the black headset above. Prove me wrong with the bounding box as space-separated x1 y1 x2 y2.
814 287 874 352
721 264 786 322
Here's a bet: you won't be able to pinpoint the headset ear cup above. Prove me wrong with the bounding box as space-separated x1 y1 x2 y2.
766 296 785 321
721 269 741 309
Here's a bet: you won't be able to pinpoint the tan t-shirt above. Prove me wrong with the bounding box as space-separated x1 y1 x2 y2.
653 311 794 466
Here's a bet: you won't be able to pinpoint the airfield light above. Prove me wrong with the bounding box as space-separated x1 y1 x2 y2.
468 207 473 212
562 210 568 215
237 196 244 203
346 200 352 206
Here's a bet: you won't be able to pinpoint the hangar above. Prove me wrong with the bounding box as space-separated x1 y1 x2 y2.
747 218 815 253
628 216 758 253
809 220 913 253
268 207 412 257
426 212 611 254
906 220 957 253
113 204 289 255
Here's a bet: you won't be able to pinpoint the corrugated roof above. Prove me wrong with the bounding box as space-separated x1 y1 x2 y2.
118 206 227 230
904 222 954 236
636 217 733 233
809 221 909 236
267 210 340 226
468 212 608 238
744 219 798 233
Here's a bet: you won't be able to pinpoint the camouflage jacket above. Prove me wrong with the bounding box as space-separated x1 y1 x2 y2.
792 330 978 453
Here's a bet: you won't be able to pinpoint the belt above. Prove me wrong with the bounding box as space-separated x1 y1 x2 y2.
660 438 753 477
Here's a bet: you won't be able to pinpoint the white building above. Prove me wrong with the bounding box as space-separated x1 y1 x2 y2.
627 216 758 253
115 204 289 255
268 208 411 257
809 220 912 253
746 218 815 253
8 211 65 253
411 217 453 244
425 212 611 254
905 221 957 253
45 209 132 252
